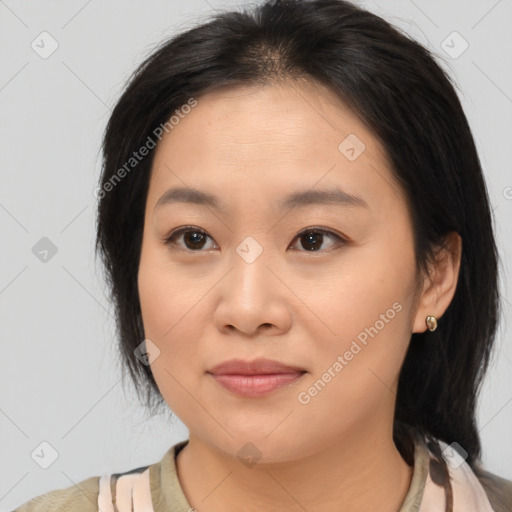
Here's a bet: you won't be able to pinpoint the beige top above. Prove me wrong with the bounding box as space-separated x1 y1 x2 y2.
12 429 512 511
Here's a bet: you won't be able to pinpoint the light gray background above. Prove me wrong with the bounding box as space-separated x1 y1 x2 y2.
1 0 511 509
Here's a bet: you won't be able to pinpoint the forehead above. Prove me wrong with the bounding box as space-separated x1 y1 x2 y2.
147 80 403 214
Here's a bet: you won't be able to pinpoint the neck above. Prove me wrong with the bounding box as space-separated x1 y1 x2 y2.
176 423 413 512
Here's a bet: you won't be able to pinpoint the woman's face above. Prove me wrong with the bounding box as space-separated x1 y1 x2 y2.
138 80 424 463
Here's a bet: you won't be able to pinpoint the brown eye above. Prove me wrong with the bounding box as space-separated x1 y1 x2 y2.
164 226 346 253
164 227 216 251
289 228 346 252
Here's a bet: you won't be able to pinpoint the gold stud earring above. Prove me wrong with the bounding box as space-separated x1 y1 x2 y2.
425 315 438 332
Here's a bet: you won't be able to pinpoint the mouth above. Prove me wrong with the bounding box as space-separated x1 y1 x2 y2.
206 358 307 398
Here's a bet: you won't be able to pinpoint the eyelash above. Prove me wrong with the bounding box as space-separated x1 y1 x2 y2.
163 226 348 253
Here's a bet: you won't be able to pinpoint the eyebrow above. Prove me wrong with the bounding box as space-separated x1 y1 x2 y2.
154 186 369 212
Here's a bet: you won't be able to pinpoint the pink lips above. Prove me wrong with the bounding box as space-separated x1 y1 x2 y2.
207 358 306 398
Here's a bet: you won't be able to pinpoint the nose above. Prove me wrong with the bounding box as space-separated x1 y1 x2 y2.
212 240 293 337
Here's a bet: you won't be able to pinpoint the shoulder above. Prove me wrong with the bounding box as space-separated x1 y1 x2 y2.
473 465 512 512
12 443 186 512
12 476 100 512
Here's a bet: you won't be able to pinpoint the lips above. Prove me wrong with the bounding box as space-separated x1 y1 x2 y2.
207 358 307 397
208 358 306 375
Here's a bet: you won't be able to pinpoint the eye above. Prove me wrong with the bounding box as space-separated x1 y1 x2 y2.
288 227 347 252
163 226 347 253
164 226 217 251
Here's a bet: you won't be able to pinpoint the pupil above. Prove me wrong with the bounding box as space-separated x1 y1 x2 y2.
185 231 205 249
303 232 322 251
182 231 324 251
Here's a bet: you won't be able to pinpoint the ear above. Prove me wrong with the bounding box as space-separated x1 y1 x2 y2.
412 231 462 333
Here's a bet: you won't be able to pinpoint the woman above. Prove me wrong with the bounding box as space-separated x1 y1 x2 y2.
14 0 512 510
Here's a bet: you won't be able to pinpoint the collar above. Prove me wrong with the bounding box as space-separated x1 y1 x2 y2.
130 430 495 511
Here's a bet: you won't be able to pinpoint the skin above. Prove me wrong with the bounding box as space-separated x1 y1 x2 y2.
137 79 462 512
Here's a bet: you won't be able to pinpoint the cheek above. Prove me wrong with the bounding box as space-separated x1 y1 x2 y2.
138 240 205 335
294 287 412 449
313 254 413 346
137 243 216 378
306 236 416 396
138 278 202 360
138 256 207 420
